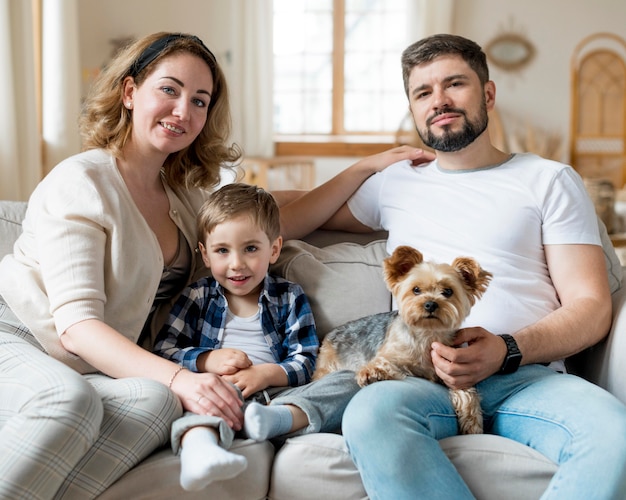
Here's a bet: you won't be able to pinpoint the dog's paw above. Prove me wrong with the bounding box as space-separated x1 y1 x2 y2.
356 357 409 386
356 366 391 386
356 365 403 387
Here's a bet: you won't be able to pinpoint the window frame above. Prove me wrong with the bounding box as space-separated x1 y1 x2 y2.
274 0 404 157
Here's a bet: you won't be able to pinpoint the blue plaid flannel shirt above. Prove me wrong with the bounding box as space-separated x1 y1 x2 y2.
154 274 318 386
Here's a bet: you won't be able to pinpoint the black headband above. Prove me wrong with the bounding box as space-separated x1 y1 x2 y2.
129 33 216 78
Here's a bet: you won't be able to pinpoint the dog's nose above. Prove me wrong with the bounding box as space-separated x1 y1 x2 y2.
424 301 438 313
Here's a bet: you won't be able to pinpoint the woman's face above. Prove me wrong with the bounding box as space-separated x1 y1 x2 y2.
124 52 214 158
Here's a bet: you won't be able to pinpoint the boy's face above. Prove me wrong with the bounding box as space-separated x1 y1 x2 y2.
198 214 282 299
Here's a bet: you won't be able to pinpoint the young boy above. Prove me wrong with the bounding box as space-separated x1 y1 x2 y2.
154 183 359 492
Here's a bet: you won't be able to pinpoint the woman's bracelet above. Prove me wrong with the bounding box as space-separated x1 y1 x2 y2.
168 366 185 388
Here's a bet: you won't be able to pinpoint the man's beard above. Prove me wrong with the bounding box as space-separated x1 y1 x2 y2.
417 103 489 153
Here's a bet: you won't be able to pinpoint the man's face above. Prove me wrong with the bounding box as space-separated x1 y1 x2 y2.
407 55 491 152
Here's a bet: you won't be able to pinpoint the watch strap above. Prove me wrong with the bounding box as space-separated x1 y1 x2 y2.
499 334 522 374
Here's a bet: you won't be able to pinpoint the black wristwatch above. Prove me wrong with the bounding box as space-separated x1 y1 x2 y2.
498 334 522 374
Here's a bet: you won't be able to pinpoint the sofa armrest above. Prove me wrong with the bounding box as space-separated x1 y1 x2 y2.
574 285 626 405
0 201 27 259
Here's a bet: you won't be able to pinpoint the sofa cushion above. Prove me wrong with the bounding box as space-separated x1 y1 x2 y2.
441 434 557 500
99 439 274 500
269 433 366 500
270 433 556 500
272 240 391 338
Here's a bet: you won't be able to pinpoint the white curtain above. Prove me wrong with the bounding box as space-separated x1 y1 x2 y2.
226 0 451 159
0 0 81 201
41 0 81 175
0 0 40 201
228 0 274 158
222 0 449 161
415 0 455 37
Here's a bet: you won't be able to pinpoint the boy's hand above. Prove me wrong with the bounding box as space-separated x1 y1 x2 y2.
223 363 289 399
199 348 252 375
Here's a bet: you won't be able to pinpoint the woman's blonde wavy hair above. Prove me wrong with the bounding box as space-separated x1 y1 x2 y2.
79 32 241 189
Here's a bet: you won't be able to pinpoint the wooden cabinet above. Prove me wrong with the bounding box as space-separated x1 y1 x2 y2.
570 33 626 188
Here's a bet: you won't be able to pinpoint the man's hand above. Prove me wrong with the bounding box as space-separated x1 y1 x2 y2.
431 327 507 389
354 145 436 174
199 348 252 375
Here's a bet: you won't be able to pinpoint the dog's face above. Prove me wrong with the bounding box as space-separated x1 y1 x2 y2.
383 246 492 332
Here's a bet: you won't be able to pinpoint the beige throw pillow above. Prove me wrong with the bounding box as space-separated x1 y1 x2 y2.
271 240 391 338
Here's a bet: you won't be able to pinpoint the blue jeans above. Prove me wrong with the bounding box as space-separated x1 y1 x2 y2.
342 365 626 499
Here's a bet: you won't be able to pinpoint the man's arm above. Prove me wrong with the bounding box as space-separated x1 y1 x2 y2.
432 244 612 389
276 146 434 240
514 243 612 363
272 193 372 234
320 202 374 233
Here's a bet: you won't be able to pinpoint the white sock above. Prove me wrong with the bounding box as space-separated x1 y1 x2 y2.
243 402 294 441
179 427 248 491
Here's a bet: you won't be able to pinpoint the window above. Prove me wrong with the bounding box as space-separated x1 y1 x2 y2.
273 0 415 156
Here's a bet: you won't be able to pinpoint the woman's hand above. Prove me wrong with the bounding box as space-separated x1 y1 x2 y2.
171 368 245 430
60 320 245 428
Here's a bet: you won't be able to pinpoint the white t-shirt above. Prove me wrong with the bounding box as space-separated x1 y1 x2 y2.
222 310 275 365
348 153 601 344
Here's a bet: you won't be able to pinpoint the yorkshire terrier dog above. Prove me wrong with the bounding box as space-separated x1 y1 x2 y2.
313 246 492 434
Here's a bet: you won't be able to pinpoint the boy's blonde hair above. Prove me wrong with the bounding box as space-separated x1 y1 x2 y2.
197 183 281 243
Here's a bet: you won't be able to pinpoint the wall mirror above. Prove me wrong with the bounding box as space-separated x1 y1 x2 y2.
485 33 535 71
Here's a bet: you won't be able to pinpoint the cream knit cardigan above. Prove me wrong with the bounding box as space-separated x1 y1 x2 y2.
0 149 210 373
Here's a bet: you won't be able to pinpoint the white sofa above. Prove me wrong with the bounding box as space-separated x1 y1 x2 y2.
1 199 625 500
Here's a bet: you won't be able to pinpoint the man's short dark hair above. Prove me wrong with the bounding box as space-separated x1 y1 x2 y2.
401 34 489 97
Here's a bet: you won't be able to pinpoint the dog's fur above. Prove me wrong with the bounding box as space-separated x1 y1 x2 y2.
313 246 492 434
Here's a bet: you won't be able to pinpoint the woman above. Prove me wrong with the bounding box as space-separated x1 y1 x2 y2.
0 32 430 498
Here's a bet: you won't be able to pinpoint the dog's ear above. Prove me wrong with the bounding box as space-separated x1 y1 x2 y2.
383 246 423 288
451 256 492 300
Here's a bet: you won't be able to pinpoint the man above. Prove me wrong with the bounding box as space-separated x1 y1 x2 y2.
325 34 626 499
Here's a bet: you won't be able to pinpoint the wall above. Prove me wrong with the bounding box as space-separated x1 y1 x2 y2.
78 0 254 164
78 0 231 83
77 0 626 185
454 0 626 163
